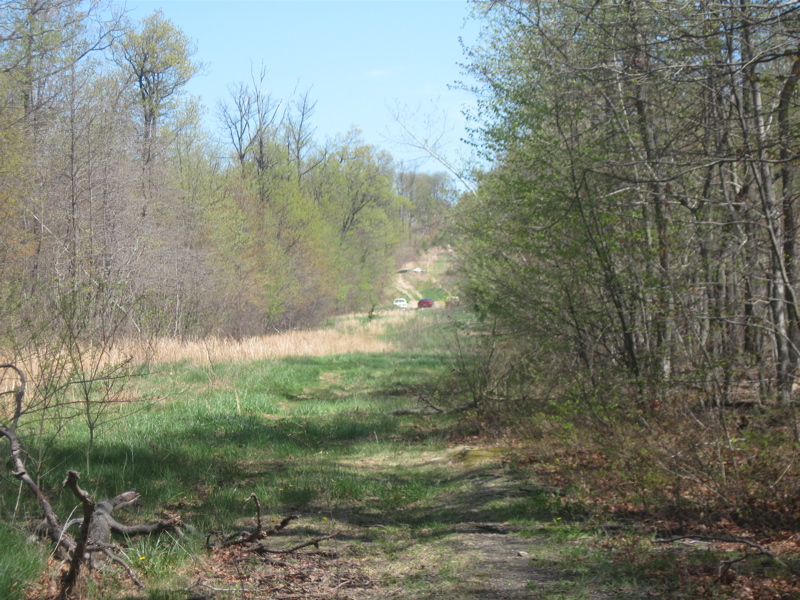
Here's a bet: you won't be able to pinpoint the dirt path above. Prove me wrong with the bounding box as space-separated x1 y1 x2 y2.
392 246 456 303
334 453 597 600
436 529 546 599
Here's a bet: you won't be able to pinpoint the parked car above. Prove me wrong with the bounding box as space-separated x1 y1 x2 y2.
445 296 461 307
392 298 408 309
417 298 434 309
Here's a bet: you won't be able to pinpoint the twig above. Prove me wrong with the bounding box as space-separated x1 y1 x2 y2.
266 513 299 535
419 394 444 413
101 548 145 589
249 493 263 532
192 580 243 593
256 533 337 554
716 553 752 583
654 534 793 573
220 512 299 547
391 394 479 415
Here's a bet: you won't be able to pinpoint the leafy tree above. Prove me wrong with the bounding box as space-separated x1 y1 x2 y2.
396 170 456 245
457 0 800 405
113 10 200 163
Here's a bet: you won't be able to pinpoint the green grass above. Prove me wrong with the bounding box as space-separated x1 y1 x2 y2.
0 305 567 598
0 308 763 600
0 523 48 600
0 325 472 592
419 286 448 301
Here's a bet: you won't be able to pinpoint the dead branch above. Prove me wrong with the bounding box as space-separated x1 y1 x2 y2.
391 394 477 415
60 471 96 598
716 553 752 584
219 493 299 547
0 364 189 595
94 546 145 589
217 500 333 559
255 533 337 554
267 514 300 535
0 364 76 556
654 534 797 576
654 534 779 559
250 492 263 531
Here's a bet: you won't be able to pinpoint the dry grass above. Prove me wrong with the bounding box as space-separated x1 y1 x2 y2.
0 311 418 393
151 329 390 364
150 310 416 365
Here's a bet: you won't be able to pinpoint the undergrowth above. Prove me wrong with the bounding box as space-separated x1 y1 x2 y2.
2 307 800 599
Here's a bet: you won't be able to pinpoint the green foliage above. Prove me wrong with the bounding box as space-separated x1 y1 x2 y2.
0 0 459 343
455 0 800 418
396 171 457 246
196 126 411 331
114 10 200 142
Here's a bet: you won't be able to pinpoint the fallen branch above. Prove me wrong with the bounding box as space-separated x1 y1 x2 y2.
0 365 74 555
255 533 337 554
216 498 336 559
60 471 95 599
219 495 298 548
654 534 797 576
391 394 477 415
0 364 189 595
94 546 145 589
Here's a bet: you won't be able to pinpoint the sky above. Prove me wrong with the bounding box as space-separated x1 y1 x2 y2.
125 0 483 172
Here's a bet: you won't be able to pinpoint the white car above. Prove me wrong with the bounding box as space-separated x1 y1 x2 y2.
392 298 408 309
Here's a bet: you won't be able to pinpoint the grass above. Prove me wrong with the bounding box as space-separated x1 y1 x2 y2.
0 523 48 600
0 310 479 597
2 306 797 599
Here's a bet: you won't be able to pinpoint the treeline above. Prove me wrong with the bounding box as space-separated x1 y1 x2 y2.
459 0 800 407
453 1 800 522
0 2 455 345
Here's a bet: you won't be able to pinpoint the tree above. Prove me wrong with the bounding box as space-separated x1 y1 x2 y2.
113 10 200 164
284 86 323 186
0 0 120 119
218 64 284 175
396 170 456 244
457 0 800 405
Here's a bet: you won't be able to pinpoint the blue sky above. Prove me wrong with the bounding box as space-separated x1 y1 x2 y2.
126 0 481 171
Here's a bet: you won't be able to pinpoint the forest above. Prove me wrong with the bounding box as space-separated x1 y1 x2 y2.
4 0 800 598
452 0 800 567
0 1 455 346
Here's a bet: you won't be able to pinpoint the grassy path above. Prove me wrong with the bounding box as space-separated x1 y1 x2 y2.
118 342 611 599
5 313 655 599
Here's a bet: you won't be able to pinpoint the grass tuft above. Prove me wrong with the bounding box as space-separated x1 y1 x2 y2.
0 523 48 600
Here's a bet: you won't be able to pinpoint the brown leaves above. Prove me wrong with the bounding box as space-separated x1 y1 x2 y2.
189 544 373 599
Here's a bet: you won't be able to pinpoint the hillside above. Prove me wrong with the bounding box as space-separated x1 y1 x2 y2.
388 246 459 305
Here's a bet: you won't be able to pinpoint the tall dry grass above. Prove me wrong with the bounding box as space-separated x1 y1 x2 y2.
149 310 415 365
0 310 417 389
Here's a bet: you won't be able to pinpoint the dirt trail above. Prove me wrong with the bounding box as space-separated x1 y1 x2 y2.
193 453 595 600
340 454 596 600
391 246 456 302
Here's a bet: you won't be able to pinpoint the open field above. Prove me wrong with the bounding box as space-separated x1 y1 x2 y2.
2 309 799 600
147 311 412 365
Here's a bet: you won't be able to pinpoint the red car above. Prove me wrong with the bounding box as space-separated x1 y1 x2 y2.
417 298 434 309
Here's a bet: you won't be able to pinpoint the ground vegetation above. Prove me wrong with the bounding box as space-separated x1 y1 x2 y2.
448 0 800 589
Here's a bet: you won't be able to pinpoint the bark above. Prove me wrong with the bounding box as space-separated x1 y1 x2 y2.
778 50 800 385
60 471 95 599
